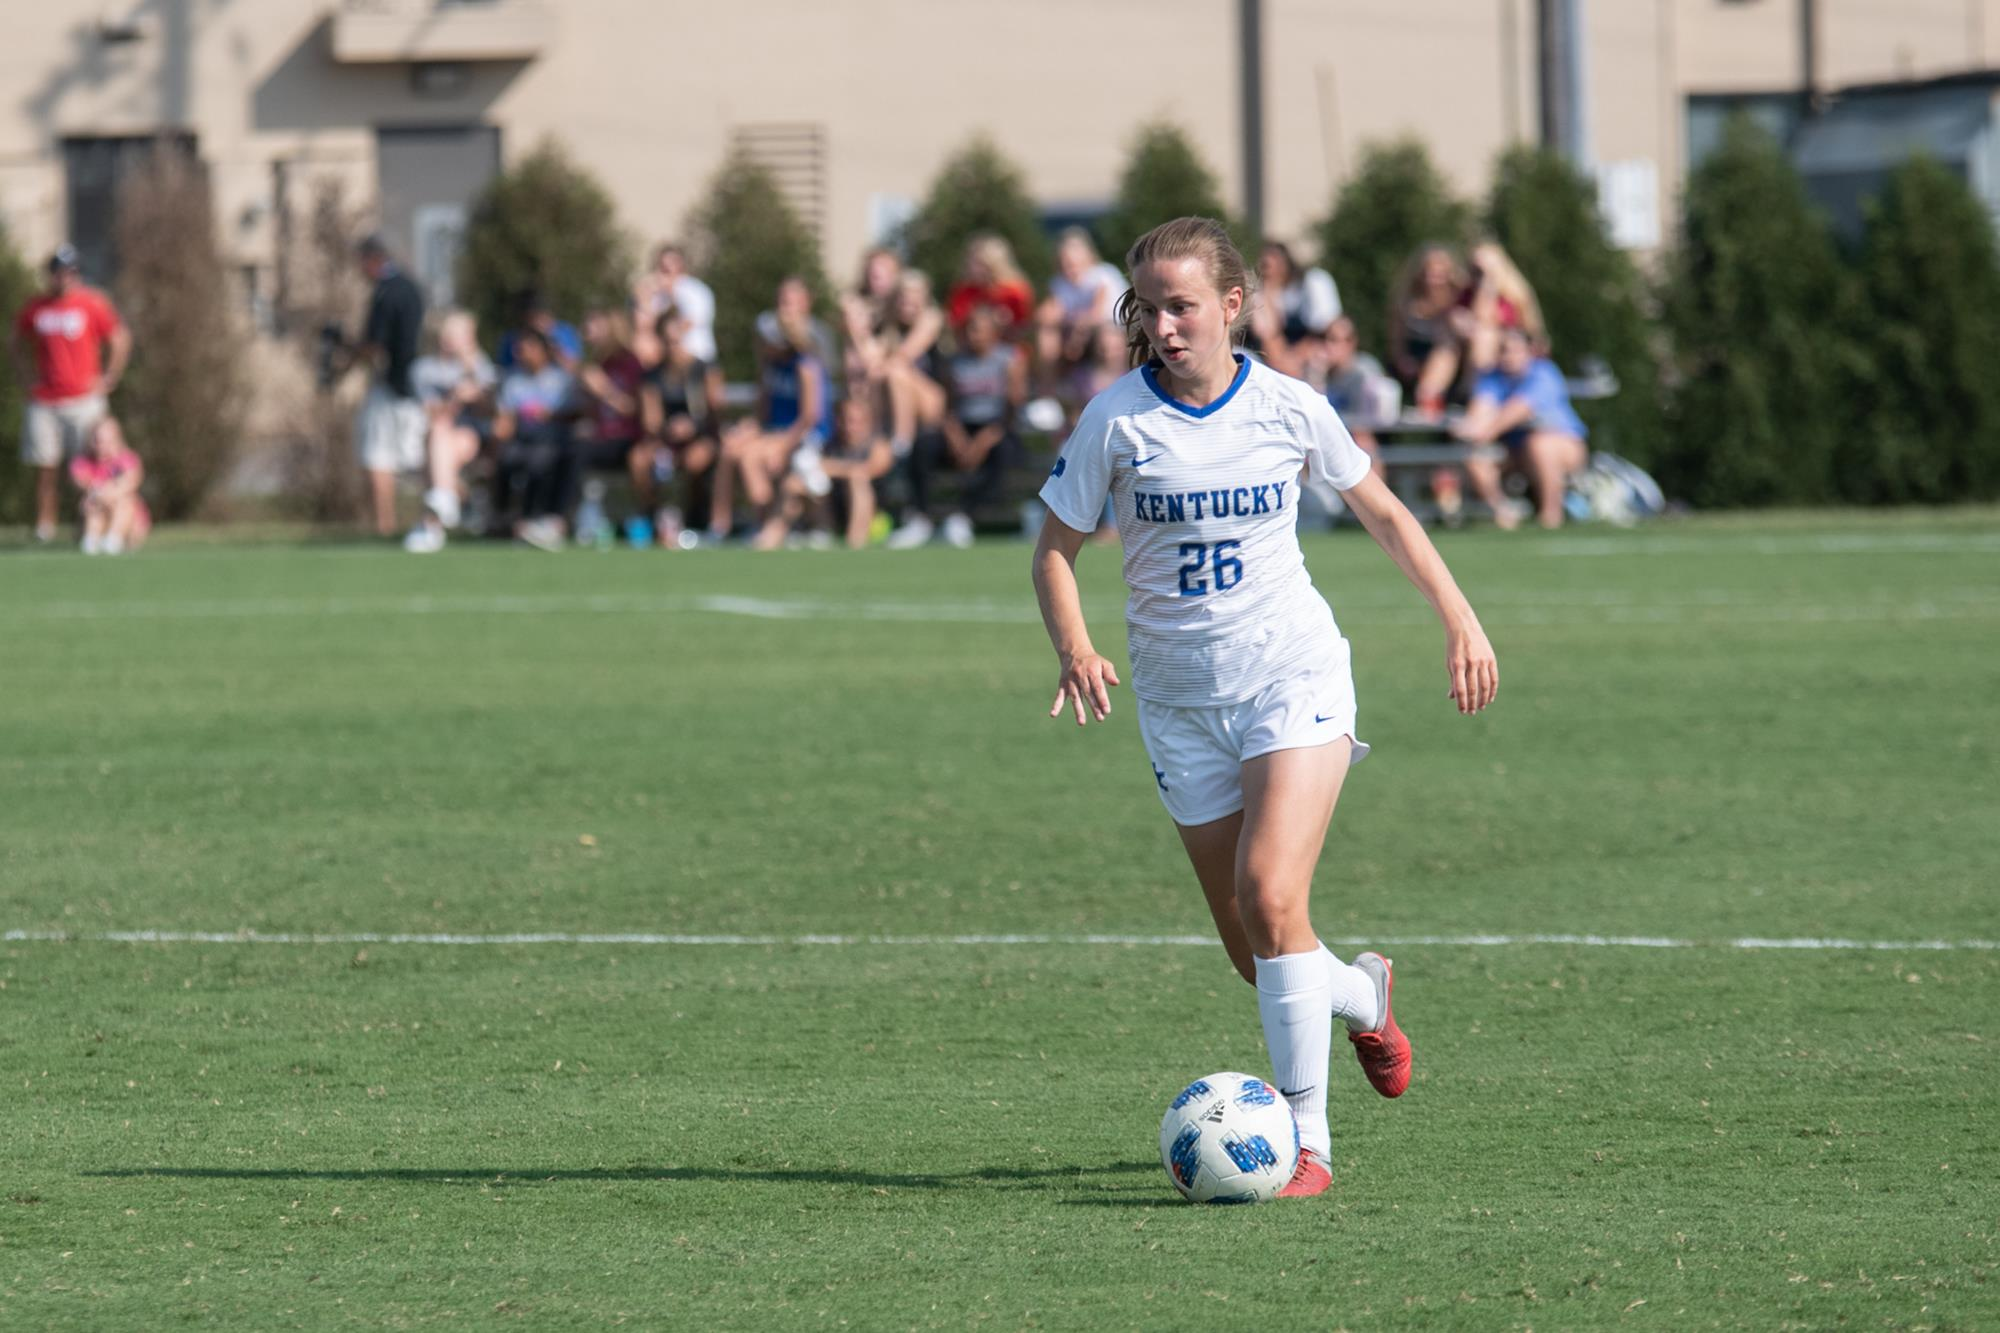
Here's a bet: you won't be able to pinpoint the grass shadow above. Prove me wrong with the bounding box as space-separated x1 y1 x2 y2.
87 1160 1161 1194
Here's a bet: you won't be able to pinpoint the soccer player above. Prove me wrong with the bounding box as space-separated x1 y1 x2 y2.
1031 217 1498 1199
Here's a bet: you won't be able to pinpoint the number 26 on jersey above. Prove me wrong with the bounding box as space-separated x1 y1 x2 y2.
1177 540 1244 597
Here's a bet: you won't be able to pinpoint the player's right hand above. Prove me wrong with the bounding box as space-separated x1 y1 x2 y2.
1050 652 1121 727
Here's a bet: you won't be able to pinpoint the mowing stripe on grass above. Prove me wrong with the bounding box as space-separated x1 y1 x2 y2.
5 928 1995 951
1543 531 2000 557
13 590 1999 627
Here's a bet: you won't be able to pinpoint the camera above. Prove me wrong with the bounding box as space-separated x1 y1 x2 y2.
316 323 346 390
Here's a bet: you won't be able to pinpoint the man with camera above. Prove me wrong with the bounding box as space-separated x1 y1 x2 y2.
340 235 425 537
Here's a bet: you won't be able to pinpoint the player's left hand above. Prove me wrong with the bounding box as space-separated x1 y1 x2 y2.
1050 651 1121 727
1445 621 1498 715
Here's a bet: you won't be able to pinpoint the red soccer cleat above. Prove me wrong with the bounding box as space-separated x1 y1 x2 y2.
1347 952 1412 1098
1277 1146 1332 1198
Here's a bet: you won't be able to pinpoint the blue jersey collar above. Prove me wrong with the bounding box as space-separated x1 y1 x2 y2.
1142 353 1249 418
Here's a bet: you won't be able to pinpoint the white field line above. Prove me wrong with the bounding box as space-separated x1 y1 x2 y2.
13 590 2000 628
4 928 1995 951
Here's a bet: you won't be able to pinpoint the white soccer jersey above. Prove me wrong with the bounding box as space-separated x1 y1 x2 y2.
1040 354 1373 706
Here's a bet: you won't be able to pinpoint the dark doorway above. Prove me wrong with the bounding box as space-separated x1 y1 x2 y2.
375 124 502 310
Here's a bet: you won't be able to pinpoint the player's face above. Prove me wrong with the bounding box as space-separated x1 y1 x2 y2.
1131 257 1241 379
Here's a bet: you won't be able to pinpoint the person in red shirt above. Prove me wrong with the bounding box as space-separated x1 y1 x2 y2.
11 245 131 543
945 234 1034 337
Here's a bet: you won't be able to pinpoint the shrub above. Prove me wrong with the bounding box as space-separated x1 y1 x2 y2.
1096 123 1242 263
0 223 39 525
457 140 633 342
111 146 250 520
1847 155 2000 503
1484 145 1665 468
901 136 1051 297
683 152 832 383
1658 114 1859 507
1315 138 1472 358
271 176 371 522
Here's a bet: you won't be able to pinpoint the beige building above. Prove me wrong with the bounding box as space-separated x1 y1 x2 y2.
4 0 1998 310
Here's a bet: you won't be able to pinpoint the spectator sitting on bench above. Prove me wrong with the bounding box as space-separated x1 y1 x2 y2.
764 394 896 551
490 327 578 551
575 307 656 540
1035 227 1126 390
947 234 1034 339
1389 245 1468 417
843 250 946 456
1452 326 1589 530
1459 240 1545 381
632 242 718 365
889 306 1024 550
841 247 903 385
714 277 831 544
403 309 496 553
1248 240 1340 381
640 306 726 544
495 291 580 373
1321 315 1388 478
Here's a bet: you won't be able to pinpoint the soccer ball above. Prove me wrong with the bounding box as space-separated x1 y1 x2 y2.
1158 1072 1300 1204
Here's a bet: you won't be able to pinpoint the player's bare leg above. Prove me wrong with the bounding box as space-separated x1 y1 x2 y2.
1235 741 1349 957
1175 811 1254 984
367 468 397 536
1525 431 1586 529
35 464 60 539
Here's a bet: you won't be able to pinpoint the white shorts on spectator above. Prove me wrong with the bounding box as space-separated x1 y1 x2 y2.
355 383 425 473
20 394 106 466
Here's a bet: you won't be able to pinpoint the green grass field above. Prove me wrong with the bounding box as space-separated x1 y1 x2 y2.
3 512 1996 1330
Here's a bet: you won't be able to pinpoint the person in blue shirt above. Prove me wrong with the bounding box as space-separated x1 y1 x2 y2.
495 292 582 373
1452 326 1588 529
711 277 831 543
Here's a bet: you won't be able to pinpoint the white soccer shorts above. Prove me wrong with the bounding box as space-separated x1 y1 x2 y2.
1135 643 1370 827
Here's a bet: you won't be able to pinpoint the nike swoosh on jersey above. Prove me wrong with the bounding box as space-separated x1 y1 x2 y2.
1314 713 1338 724
1130 453 1159 467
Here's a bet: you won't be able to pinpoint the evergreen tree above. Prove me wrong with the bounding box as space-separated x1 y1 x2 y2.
0 222 39 524
1659 114 1857 507
1095 123 1241 264
1315 138 1472 359
1485 145 1664 468
683 152 832 383
902 136 1050 297
1848 155 2000 503
456 140 634 343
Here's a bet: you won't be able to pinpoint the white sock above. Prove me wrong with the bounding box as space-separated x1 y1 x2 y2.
1254 947 1336 1159
1327 949 1382 1034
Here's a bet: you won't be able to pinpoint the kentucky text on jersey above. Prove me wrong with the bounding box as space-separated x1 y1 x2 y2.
1131 481 1288 524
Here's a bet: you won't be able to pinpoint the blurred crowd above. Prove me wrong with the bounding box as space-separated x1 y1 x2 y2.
12 225 1602 554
